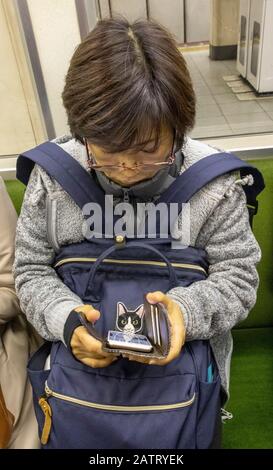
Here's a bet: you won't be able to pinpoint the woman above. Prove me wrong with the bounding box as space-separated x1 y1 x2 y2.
0 176 41 448
14 18 261 448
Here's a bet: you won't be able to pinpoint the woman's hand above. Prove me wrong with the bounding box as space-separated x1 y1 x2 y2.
70 305 118 368
122 291 186 366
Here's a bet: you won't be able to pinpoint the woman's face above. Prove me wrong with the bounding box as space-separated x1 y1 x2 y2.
87 128 174 187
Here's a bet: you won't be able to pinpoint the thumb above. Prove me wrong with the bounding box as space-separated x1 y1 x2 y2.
146 291 172 310
84 308 101 324
146 291 165 304
74 304 101 324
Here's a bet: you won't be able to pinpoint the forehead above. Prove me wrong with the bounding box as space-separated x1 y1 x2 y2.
89 127 173 154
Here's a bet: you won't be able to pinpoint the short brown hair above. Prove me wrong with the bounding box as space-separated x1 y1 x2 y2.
62 17 195 153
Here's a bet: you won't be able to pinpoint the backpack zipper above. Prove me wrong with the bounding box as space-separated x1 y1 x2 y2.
39 381 195 444
46 197 60 251
123 189 130 203
44 381 195 411
54 257 207 274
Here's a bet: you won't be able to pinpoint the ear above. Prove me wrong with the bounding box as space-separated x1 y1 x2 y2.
117 302 127 316
135 304 144 318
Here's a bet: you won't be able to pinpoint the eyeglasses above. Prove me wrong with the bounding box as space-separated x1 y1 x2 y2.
84 131 176 172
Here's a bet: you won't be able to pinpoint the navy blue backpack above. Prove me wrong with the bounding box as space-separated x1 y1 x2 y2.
17 142 264 449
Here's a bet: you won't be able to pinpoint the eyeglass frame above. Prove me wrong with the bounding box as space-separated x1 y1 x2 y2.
83 130 177 172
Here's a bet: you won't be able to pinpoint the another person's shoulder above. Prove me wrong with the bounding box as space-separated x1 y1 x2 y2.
0 175 17 222
0 175 10 197
0 175 6 195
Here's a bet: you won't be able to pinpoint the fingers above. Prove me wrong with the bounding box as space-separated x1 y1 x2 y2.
122 351 169 366
122 354 152 365
145 291 186 366
81 355 118 369
72 330 119 367
72 326 110 358
122 352 179 367
74 304 101 323
80 328 111 357
146 292 184 333
73 299 184 368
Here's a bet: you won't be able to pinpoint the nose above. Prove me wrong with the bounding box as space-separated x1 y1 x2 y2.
121 164 138 171
119 157 138 170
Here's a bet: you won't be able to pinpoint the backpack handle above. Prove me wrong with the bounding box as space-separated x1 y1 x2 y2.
84 240 178 297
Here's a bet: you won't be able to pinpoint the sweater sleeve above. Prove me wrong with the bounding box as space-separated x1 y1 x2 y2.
13 165 83 342
168 183 261 340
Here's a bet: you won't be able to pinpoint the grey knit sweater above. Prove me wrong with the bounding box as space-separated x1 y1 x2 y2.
13 135 261 398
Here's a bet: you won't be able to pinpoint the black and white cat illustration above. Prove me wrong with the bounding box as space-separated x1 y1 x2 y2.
115 302 144 337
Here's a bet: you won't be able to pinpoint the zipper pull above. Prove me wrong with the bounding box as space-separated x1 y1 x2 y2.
235 174 254 186
39 396 52 445
123 190 130 203
221 408 233 423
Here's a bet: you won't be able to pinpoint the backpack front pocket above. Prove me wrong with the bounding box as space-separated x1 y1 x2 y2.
39 371 197 449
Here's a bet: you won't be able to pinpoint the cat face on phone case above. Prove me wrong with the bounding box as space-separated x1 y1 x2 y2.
115 302 144 335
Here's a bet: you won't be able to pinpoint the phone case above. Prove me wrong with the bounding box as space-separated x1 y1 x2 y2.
78 297 171 359
142 298 171 358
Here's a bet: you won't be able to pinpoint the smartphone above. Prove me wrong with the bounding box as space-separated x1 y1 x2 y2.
107 330 153 352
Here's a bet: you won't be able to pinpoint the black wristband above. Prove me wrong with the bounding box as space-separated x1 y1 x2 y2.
63 310 82 351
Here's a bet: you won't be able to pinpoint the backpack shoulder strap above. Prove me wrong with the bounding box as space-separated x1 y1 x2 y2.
158 152 264 204
158 152 265 225
16 141 105 209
